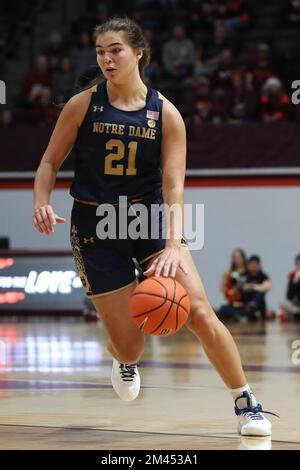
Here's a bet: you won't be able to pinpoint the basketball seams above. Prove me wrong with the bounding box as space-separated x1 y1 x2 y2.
131 277 190 336
152 277 168 296
172 278 177 332
149 278 177 334
176 303 188 330
132 291 189 314
172 282 189 332
132 296 168 318
177 293 189 314
149 302 172 334
175 299 179 331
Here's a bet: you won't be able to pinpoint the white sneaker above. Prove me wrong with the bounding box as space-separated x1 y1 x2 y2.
111 358 140 402
240 436 272 450
235 391 278 436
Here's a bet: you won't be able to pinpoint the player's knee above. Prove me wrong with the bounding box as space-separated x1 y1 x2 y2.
186 300 216 339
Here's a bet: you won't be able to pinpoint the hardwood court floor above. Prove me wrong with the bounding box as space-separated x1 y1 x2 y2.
0 318 299 450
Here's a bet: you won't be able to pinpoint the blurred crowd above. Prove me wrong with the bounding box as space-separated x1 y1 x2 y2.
1 0 300 129
219 249 300 323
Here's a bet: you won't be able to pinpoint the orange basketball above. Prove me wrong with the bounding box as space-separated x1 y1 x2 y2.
130 276 190 336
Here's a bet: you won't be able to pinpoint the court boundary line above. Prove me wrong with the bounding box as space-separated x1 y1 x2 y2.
0 423 298 446
0 378 225 391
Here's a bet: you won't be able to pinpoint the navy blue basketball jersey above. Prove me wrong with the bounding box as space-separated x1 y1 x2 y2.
70 81 163 204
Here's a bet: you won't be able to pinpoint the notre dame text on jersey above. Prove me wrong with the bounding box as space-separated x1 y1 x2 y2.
70 82 163 205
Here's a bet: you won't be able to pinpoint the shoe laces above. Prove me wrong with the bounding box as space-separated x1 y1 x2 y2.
119 363 137 382
234 391 279 419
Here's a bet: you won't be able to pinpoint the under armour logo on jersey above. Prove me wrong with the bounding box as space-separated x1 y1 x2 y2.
83 237 95 244
93 106 104 112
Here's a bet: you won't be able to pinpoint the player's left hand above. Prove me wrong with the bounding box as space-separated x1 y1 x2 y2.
143 244 188 278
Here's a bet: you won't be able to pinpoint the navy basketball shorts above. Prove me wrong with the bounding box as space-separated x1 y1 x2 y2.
70 196 188 298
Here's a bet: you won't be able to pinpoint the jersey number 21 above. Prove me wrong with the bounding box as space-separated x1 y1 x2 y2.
105 139 138 176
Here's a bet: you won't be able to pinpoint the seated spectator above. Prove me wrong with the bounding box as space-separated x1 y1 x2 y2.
259 77 294 122
52 56 76 103
219 248 248 321
183 77 227 124
71 31 96 79
215 0 251 32
189 1 218 35
22 55 52 106
191 77 215 122
162 25 196 79
248 43 276 94
211 48 235 94
241 255 271 320
43 31 69 72
193 47 218 78
31 87 59 127
279 254 300 319
143 28 162 86
203 21 236 62
229 70 256 122
210 48 238 120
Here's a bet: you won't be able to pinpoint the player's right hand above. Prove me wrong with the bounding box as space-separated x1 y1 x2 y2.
32 204 66 235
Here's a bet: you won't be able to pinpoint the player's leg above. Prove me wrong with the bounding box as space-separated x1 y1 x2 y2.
177 250 247 388
146 248 246 387
145 248 275 435
91 282 144 364
91 283 144 401
70 202 143 401
177 249 274 435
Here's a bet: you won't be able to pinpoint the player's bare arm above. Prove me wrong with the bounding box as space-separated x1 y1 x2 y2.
144 97 188 278
33 89 92 235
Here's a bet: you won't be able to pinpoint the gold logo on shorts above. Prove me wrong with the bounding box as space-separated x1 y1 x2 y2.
71 225 93 296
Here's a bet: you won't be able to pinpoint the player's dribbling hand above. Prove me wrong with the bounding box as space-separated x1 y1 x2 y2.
143 244 188 278
32 204 66 235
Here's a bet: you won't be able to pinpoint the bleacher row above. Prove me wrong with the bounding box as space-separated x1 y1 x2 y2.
1 0 300 129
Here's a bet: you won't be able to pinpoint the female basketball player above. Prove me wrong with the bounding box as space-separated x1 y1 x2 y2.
33 18 276 436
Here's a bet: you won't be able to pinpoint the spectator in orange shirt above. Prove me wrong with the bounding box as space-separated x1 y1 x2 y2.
219 249 247 321
259 77 294 122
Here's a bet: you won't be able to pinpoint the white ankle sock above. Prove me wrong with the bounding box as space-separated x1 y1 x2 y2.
230 384 257 408
230 384 252 400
